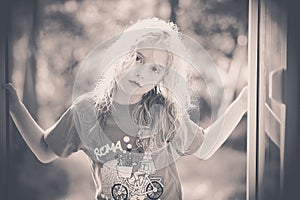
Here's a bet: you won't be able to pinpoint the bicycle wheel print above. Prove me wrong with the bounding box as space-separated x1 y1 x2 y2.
111 183 128 200
146 181 163 199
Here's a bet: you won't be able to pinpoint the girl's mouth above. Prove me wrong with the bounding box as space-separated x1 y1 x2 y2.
129 80 141 87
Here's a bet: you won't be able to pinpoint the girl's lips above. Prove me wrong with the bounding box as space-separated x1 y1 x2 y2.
129 80 141 87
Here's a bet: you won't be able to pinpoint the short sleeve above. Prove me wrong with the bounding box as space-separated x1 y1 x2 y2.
44 106 82 158
171 115 204 156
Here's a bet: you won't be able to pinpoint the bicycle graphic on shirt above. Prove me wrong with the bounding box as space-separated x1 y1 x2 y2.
111 153 164 200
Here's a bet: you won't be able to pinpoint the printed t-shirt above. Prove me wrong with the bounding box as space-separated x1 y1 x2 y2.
44 97 204 200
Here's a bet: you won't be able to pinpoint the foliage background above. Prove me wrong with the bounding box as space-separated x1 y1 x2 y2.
8 0 248 199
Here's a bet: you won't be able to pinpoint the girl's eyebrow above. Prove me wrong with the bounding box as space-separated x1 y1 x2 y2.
136 51 143 56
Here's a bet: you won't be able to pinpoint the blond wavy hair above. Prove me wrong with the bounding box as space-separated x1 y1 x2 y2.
92 18 195 152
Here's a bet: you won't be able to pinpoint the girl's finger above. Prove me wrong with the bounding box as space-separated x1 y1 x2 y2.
1 83 17 95
2 83 14 89
1 83 11 91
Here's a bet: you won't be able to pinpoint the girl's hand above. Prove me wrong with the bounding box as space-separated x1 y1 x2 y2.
1 83 20 107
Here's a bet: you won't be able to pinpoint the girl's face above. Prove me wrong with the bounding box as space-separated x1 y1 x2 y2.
116 48 170 97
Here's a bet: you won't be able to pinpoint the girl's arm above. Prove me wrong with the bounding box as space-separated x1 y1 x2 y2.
2 83 58 163
194 86 247 160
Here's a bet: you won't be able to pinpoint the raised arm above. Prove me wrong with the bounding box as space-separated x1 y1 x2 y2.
194 86 247 160
2 83 58 163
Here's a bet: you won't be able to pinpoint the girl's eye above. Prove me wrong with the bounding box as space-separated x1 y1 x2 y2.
151 66 160 73
136 53 144 64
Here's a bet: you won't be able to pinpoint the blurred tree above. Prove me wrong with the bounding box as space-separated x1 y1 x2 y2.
169 0 179 23
22 1 38 118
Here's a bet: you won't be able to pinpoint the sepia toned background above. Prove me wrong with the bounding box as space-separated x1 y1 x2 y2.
7 0 248 199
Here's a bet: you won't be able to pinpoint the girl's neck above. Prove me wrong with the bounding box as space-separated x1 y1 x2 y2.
112 86 142 105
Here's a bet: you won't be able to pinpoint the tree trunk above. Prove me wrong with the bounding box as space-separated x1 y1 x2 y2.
169 0 179 23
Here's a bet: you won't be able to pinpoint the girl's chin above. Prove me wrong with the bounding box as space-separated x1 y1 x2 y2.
117 84 155 97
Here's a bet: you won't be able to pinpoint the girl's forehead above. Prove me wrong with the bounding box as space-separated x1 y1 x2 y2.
137 48 170 66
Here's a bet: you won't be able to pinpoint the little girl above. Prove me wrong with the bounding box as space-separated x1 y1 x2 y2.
4 18 247 200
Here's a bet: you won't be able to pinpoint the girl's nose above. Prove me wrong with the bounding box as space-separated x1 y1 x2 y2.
136 72 143 79
135 68 144 79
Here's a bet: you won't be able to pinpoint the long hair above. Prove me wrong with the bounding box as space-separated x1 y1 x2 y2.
92 18 195 152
